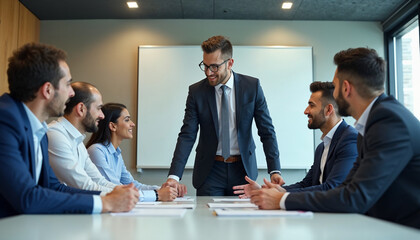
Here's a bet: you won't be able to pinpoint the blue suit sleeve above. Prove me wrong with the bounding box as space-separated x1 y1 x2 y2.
168 85 200 179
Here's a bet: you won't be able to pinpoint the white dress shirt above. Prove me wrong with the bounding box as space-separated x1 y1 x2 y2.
47 117 117 194
23 104 48 184
354 96 379 136
319 119 343 183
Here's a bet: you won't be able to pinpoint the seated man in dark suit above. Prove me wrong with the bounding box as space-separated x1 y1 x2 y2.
233 81 358 197
250 48 420 229
0 43 139 218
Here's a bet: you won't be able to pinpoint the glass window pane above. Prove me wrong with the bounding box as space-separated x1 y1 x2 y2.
399 21 419 119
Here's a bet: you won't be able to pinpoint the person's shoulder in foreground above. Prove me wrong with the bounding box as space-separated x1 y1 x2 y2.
250 47 420 229
0 42 138 218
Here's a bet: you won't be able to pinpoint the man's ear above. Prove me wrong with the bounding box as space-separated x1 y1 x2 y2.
75 102 85 117
39 82 54 100
324 104 334 117
342 80 352 98
227 58 234 70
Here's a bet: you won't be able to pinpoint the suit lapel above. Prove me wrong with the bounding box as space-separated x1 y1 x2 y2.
326 121 346 161
357 133 364 159
313 144 324 185
206 81 219 138
19 102 37 181
233 72 242 126
38 136 49 187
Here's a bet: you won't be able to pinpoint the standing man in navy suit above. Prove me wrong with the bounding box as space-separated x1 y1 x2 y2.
0 43 139 218
233 81 358 197
250 48 420 229
165 36 283 196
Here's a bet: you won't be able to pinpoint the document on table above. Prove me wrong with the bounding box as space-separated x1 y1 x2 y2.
207 202 258 209
136 202 195 209
214 208 313 218
174 197 195 202
212 198 250 202
111 209 187 217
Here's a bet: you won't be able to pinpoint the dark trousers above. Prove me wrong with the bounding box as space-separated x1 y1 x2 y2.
196 161 248 196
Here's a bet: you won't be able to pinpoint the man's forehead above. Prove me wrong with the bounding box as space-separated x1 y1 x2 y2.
309 91 322 103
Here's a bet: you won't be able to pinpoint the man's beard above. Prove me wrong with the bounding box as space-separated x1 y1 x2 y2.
336 90 350 117
82 111 98 133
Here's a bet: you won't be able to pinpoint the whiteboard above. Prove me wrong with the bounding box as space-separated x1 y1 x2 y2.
137 46 314 169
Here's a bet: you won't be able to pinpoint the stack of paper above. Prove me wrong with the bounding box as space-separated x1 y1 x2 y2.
136 202 195 209
111 209 187 217
212 198 250 202
207 202 258 209
174 197 195 202
214 208 313 217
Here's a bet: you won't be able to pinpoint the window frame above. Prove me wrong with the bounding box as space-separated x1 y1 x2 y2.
384 5 420 100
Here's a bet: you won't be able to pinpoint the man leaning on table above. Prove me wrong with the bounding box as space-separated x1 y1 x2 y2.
0 43 138 218
164 35 284 196
250 47 420 229
233 81 358 197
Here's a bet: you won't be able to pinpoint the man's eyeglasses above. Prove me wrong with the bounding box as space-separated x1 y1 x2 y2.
198 59 230 72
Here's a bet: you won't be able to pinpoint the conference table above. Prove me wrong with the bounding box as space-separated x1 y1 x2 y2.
0 196 419 240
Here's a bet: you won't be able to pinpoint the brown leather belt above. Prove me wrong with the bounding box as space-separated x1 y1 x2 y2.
215 155 241 163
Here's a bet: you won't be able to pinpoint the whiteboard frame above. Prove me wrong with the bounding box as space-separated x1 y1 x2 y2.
137 45 314 170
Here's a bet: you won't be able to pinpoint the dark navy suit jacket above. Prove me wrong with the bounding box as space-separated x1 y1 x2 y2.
0 94 100 218
168 72 281 189
286 94 420 229
284 120 358 192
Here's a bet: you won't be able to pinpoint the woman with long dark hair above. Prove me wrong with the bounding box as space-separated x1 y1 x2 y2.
87 103 177 201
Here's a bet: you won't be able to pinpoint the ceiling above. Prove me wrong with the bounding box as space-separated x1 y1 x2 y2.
20 0 409 22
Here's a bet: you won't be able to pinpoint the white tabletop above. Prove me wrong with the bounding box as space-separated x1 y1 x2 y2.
0 196 419 240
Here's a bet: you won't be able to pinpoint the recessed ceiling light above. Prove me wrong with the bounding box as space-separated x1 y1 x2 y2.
127 1 139 8
282 2 293 9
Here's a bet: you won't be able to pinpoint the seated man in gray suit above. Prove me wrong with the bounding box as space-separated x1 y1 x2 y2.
250 48 420 229
233 81 358 197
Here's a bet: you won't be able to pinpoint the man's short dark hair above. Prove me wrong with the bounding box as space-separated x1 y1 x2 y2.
201 35 233 59
334 47 385 98
7 42 67 102
310 81 339 116
64 82 96 115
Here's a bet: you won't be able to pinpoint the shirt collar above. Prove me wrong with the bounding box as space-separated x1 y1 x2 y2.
58 117 86 144
22 103 48 140
321 119 343 146
354 96 379 136
105 141 121 157
215 71 234 91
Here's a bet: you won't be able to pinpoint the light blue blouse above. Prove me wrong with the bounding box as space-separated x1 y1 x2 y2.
88 142 159 201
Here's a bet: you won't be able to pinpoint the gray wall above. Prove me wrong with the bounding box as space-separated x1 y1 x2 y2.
41 19 384 195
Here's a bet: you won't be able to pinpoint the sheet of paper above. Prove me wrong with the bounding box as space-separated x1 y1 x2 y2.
174 197 195 202
207 202 258 208
212 198 250 202
111 209 187 217
214 208 313 217
136 202 161 206
135 202 195 209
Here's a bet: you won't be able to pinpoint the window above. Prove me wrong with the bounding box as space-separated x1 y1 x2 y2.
387 12 420 120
